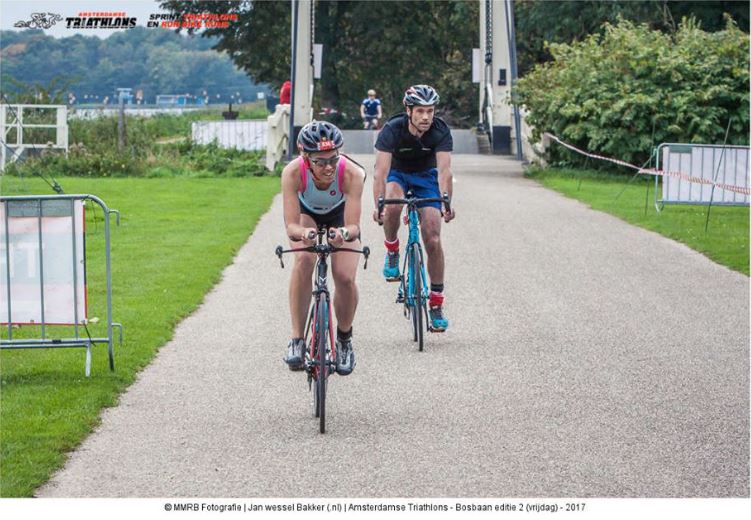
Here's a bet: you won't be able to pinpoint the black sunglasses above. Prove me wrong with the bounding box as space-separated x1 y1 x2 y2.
309 154 339 167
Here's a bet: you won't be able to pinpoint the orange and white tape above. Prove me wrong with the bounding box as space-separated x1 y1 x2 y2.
545 133 751 196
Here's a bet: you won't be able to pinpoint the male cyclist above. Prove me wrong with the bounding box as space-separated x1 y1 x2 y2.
372 85 455 332
281 121 366 375
360 89 382 129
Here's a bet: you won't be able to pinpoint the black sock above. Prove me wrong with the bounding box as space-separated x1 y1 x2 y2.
337 327 352 341
430 283 444 293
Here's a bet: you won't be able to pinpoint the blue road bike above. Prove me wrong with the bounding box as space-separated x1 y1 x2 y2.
378 191 451 351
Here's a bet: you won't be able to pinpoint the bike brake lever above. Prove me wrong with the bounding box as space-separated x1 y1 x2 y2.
362 246 370 269
377 196 384 226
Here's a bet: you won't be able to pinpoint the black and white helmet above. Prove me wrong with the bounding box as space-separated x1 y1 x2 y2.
297 121 344 152
403 84 440 107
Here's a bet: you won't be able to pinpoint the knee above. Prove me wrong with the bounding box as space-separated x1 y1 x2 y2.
424 232 442 253
293 254 316 275
384 204 402 222
333 270 357 292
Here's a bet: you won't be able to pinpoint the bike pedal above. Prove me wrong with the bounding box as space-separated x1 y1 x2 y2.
396 295 405 304
386 276 402 283
429 327 446 333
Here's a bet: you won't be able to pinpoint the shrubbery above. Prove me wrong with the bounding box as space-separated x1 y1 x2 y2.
4 108 272 179
515 17 750 168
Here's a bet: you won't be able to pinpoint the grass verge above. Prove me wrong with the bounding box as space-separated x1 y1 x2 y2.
0 175 279 496
526 167 749 275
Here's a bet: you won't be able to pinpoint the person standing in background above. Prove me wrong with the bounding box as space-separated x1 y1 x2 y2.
280 80 291 105
360 89 382 129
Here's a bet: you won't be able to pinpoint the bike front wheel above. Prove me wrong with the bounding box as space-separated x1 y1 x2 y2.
315 295 329 433
410 243 424 352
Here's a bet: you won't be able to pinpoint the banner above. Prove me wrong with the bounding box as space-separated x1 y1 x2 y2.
0 199 87 325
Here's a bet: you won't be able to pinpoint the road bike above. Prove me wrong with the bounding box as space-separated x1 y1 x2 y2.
275 227 369 433
378 191 450 351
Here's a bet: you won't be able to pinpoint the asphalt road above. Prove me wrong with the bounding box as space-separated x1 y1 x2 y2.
38 154 749 497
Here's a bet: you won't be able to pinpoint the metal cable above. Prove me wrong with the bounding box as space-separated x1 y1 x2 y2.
310 0 315 66
485 0 493 64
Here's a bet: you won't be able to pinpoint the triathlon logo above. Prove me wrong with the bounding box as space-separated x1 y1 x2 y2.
66 12 137 29
14 13 63 29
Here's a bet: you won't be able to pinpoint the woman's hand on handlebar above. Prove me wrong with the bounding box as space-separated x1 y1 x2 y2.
327 227 345 247
301 227 317 246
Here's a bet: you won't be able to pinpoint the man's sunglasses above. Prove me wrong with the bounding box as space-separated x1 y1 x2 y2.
309 155 340 167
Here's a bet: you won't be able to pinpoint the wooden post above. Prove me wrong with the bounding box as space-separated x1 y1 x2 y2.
117 99 126 151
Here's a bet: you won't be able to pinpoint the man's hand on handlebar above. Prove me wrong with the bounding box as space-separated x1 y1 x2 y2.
441 192 455 223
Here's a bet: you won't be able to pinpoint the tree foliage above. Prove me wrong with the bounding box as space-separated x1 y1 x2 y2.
0 27 263 104
515 0 749 76
515 17 750 168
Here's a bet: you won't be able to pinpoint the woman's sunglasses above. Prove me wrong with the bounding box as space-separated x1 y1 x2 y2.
309 155 340 168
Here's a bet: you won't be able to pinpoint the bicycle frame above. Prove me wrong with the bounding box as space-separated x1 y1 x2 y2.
401 203 429 319
304 244 336 381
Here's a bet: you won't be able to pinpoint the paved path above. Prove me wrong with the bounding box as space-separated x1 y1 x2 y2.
39 154 749 497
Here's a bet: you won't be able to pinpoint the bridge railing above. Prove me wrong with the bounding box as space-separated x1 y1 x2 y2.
265 104 290 171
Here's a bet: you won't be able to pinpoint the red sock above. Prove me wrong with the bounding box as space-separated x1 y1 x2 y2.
384 238 400 253
429 291 444 308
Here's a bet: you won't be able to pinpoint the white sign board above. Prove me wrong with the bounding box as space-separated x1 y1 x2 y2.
472 48 481 83
313 43 323 79
0 200 87 325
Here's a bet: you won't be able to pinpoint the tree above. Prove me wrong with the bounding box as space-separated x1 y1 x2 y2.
515 0 750 76
160 0 291 89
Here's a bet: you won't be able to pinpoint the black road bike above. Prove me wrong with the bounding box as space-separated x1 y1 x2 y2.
275 226 369 433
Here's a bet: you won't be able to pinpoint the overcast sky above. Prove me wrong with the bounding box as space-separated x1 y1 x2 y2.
1 0 173 39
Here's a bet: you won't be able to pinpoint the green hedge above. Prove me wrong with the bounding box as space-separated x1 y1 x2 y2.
515 17 750 169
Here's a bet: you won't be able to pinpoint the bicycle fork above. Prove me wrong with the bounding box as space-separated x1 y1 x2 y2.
305 292 336 387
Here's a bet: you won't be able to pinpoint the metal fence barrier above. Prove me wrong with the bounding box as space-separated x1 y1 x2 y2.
191 120 267 151
655 143 750 210
1 194 122 376
1 104 69 172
